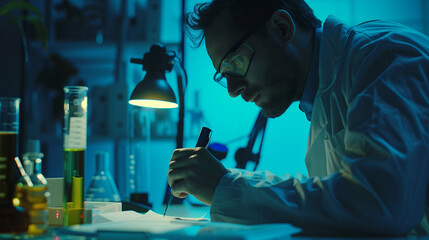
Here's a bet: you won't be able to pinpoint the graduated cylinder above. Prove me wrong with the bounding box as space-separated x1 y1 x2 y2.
63 86 88 226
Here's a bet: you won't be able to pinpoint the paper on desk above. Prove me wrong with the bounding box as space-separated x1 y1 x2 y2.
97 210 209 224
63 210 209 236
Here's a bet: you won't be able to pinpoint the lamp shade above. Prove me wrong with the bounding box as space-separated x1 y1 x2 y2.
129 72 178 108
129 44 178 109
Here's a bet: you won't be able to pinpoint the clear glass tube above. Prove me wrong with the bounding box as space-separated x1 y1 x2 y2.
63 86 88 226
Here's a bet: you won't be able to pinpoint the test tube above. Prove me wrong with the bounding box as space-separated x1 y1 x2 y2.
63 86 88 226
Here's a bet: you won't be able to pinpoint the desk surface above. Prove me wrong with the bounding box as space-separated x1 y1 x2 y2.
3 205 429 240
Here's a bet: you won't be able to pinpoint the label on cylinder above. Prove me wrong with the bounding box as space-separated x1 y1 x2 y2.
64 117 87 149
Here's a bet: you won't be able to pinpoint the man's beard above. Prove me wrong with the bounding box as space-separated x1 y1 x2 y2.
261 98 293 118
260 52 304 118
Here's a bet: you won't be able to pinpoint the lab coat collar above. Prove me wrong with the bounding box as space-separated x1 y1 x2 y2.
299 27 322 121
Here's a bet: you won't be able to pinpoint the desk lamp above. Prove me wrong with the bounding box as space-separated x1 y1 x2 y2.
129 43 186 209
129 44 178 108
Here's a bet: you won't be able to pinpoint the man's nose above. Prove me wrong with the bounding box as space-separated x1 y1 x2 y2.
227 78 247 97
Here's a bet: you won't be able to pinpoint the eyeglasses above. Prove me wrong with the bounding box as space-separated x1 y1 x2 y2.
213 29 255 88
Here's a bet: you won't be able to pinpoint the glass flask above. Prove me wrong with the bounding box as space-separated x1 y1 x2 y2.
14 140 49 235
63 86 88 225
86 152 121 202
0 97 29 234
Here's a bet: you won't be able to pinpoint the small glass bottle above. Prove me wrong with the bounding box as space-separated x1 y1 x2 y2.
14 140 49 235
86 152 121 202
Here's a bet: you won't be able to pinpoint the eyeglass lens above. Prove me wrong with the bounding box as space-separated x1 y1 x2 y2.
215 44 254 88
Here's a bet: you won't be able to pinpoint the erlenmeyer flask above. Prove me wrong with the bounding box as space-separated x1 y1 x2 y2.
86 152 121 202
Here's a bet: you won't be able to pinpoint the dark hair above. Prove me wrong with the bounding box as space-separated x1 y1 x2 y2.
185 0 322 47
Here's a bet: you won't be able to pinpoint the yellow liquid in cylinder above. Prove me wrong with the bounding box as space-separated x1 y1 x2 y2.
63 149 85 226
14 185 48 235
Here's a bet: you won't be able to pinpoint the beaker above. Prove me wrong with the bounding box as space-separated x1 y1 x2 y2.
0 97 29 233
0 97 20 205
15 140 49 235
86 152 121 202
63 86 88 226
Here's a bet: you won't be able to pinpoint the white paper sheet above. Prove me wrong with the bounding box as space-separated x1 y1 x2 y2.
63 210 209 235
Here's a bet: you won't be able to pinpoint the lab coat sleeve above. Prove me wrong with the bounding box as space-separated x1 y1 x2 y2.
210 28 429 235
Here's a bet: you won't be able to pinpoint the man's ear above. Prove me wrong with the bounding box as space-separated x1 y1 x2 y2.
268 10 296 43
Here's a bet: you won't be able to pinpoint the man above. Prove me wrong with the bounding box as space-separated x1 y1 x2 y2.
167 0 429 235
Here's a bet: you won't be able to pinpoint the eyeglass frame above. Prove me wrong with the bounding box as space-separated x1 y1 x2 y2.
213 28 256 88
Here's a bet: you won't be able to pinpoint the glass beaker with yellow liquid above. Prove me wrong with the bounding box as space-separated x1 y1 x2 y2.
63 86 88 226
0 97 30 234
14 140 50 235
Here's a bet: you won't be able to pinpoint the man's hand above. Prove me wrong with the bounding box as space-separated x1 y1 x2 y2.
168 147 229 205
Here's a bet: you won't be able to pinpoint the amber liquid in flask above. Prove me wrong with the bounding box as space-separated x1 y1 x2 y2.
63 86 88 226
0 98 29 234
0 132 30 234
14 140 50 235
15 185 48 233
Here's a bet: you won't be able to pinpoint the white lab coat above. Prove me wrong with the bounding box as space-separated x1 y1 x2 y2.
210 16 429 235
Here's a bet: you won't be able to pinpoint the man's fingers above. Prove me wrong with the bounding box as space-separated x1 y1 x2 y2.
170 179 190 198
168 167 199 198
168 168 183 186
169 154 199 170
171 147 205 161
166 147 226 205
168 167 198 186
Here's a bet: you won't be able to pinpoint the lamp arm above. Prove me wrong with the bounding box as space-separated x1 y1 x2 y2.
161 57 188 205
175 63 186 148
172 55 188 147
176 0 188 149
